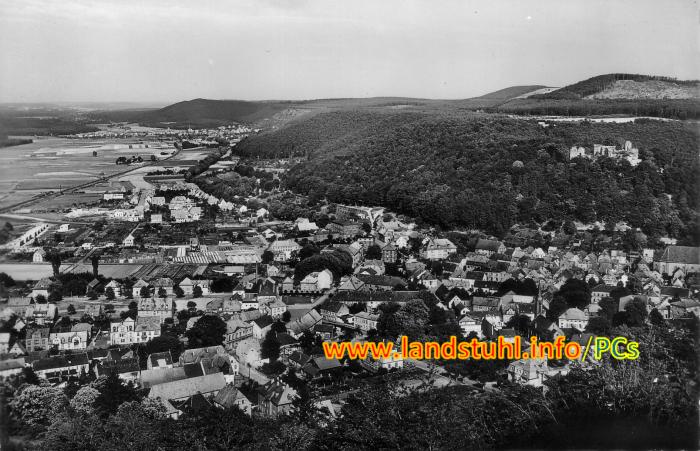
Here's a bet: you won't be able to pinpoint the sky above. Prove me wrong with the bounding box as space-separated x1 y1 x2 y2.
0 0 698 103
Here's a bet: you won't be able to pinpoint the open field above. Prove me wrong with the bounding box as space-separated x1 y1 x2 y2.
0 263 71 280
27 192 103 210
0 137 176 208
66 263 143 278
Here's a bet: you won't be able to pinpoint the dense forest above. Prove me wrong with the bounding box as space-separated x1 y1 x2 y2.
0 111 99 137
490 98 700 120
235 111 700 243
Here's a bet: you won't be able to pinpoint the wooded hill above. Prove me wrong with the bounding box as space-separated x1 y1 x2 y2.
235 110 700 243
488 74 700 119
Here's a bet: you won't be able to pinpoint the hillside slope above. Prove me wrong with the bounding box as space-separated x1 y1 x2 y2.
485 74 700 119
586 79 699 100
234 109 699 242
474 85 548 100
537 74 699 100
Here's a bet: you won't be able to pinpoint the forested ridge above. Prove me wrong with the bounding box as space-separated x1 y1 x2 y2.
489 74 700 119
536 73 699 100
236 111 700 243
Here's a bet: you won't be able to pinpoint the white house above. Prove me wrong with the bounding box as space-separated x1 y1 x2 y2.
123 233 135 247
557 308 589 331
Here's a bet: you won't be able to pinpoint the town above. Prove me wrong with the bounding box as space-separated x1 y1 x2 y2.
0 132 698 428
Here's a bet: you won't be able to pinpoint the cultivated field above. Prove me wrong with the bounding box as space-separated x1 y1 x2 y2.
0 263 71 280
0 137 176 208
66 263 143 279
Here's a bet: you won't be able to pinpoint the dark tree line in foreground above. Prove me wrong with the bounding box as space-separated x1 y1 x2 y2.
3 319 697 450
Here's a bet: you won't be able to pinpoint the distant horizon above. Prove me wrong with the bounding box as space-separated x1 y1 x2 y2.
2 72 700 107
1 0 698 103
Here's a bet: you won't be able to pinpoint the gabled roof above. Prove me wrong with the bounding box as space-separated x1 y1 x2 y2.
32 353 89 371
96 357 140 376
276 332 298 347
338 276 365 291
289 350 311 366
213 384 249 409
149 372 226 402
660 246 700 264
475 239 503 252
260 378 297 406
179 345 227 365
33 278 54 290
253 315 274 329
148 351 173 368
321 302 347 314
288 309 322 334
559 308 587 321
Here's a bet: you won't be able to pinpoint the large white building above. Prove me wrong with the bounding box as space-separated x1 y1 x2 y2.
109 317 161 345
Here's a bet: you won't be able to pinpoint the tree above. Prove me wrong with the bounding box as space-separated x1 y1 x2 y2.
87 289 98 300
585 316 611 335
379 299 429 340
173 285 185 298
261 330 281 361
624 297 648 327
365 244 382 260
193 285 203 298
67 304 76 315
282 310 291 322
44 248 62 278
298 244 320 261
139 285 151 298
90 253 101 278
185 315 226 348
556 278 591 309
35 294 47 304
598 297 617 321
649 308 665 326
261 250 275 265
260 360 286 376
187 301 197 312
70 386 100 415
546 297 569 321
104 287 115 300
10 384 68 431
144 334 185 362
505 314 532 335
157 287 167 298
0 272 16 287
48 290 62 303
429 305 448 325
92 373 140 416
271 320 287 334
349 302 365 314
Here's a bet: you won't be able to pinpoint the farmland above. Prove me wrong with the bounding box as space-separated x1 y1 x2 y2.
0 263 70 280
0 137 176 208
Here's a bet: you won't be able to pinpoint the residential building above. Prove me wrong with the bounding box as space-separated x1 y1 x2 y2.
421 238 457 260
